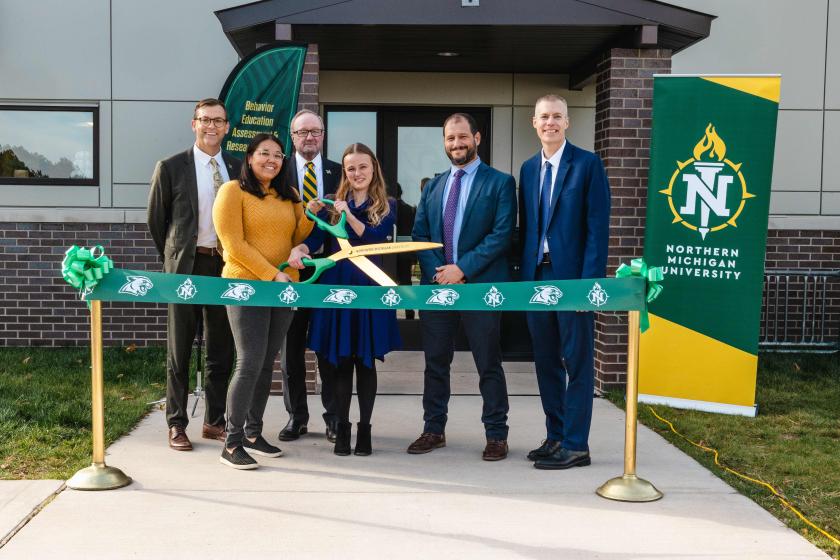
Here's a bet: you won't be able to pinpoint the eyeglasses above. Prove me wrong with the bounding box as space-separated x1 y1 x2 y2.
255 150 285 160
291 129 324 138
194 117 228 128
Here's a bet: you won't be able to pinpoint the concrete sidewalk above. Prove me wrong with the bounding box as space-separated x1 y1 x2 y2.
0 355 830 559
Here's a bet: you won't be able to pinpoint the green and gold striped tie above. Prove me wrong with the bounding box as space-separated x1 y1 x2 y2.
302 161 318 203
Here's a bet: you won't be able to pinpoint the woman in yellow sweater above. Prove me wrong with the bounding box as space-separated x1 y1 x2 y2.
213 133 313 470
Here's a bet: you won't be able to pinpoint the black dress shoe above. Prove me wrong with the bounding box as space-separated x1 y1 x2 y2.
534 447 591 470
325 421 337 443
527 439 561 461
278 418 308 441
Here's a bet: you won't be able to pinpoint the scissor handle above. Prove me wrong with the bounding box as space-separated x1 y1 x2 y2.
305 198 348 239
278 257 336 284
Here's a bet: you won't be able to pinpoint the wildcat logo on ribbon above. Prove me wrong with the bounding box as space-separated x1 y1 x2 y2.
221 283 256 302
119 276 153 297
324 289 357 304
529 285 563 306
427 288 459 306
659 124 753 240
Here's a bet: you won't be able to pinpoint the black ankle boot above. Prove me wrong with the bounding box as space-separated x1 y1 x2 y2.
334 421 352 456
354 423 372 456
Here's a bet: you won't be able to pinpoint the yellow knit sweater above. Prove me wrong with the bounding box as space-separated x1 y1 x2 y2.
213 180 314 282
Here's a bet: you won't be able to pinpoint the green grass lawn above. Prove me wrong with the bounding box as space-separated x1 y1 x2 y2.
609 353 840 559
0 347 166 479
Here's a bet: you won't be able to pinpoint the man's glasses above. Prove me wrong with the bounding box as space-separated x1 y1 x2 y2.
194 117 228 128
291 129 324 138
255 150 285 160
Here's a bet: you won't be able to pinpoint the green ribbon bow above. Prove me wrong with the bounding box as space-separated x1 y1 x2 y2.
61 245 114 303
615 258 664 333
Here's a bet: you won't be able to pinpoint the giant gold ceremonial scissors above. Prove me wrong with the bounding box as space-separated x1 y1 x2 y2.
280 199 441 285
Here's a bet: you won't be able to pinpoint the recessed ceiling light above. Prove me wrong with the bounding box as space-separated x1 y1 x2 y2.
437 51 460 57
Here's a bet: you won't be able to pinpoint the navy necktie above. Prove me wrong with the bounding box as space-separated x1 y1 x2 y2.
538 161 553 263
443 169 466 264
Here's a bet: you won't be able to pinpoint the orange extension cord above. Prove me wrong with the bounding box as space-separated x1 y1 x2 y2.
646 406 840 547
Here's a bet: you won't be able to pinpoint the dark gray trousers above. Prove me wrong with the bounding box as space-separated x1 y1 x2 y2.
166 253 233 428
225 305 293 448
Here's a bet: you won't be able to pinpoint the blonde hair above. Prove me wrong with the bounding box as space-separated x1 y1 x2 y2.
332 143 391 227
534 94 568 113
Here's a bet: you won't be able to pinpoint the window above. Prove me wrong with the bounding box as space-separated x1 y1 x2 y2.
0 105 99 185
325 111 377 162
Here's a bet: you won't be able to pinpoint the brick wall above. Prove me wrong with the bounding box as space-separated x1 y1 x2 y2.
593 48 672 392
297 44 319 113
1 223 164 348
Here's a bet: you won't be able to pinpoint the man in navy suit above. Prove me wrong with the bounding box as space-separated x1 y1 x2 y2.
409 113 517 461
519 94 611 469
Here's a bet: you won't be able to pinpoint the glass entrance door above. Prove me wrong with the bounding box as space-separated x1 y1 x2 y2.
325 106 535 356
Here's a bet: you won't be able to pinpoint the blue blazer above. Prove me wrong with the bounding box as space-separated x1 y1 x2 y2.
518 142 611 281
412 161 517 284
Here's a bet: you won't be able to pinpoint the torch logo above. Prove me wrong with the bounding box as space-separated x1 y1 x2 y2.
660 124 753 240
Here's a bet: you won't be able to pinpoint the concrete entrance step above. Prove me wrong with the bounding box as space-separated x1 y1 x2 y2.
376 351 538 395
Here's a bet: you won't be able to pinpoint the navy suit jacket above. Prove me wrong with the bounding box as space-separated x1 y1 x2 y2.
412 161 517 284
518 142 610 281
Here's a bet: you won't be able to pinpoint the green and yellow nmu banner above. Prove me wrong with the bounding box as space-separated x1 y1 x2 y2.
640 75 781 416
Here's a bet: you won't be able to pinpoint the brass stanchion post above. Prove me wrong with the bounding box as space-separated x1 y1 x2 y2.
596 310 662 502
67 300 132 490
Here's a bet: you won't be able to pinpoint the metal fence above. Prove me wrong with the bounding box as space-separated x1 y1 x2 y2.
760 269 840 353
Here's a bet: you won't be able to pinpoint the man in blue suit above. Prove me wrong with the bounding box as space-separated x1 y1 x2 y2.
409 113 517 461
519 94 611 469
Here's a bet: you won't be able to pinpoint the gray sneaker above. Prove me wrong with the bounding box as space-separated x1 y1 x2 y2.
220 446 258 470
243 436 283 458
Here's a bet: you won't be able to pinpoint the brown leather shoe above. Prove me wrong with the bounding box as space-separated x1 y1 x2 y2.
202 423 226 442
168 426 193 451
482 439 509 461
406 432 446 454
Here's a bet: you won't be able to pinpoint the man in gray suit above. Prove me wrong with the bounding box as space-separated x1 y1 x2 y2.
147 98 239 451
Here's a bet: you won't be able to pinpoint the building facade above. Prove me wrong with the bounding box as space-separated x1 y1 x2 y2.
1 0 837 390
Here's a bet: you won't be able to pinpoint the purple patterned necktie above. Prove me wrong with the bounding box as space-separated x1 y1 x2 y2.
443 169 466 264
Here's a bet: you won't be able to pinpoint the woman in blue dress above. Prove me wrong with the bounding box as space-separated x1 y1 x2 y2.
288 143 401 456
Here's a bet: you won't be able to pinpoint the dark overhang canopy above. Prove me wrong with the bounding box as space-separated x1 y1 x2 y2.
215 0 714 88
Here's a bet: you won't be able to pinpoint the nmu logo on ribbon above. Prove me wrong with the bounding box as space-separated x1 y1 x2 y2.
659 124 754 240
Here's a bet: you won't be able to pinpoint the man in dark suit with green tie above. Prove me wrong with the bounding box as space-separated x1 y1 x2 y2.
147 98 240 451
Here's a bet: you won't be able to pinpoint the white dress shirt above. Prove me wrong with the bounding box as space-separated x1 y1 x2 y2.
539 141 566 255
193 144 230 248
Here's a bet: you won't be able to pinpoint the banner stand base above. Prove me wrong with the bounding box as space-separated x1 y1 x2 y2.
639 394 758 417
597 474 663 502
67 463 132 491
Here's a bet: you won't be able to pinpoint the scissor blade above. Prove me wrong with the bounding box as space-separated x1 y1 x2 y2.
348 256 397 286
345 241 442 258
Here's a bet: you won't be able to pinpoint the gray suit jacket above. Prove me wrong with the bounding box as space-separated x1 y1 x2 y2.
147 148 241 274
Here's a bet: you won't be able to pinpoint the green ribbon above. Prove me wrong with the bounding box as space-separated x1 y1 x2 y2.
62 245 661 332
61 245 114 304
81 268 647 313
615 258 664 332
